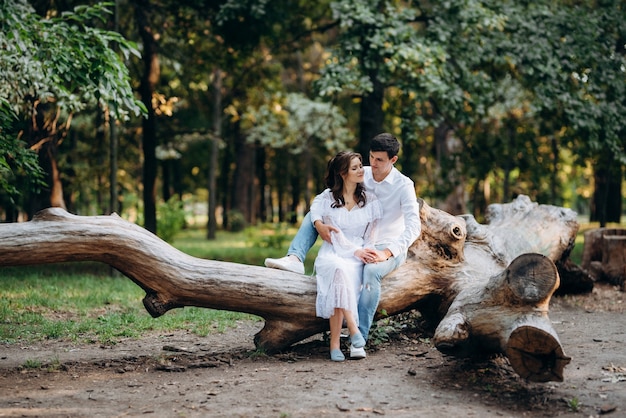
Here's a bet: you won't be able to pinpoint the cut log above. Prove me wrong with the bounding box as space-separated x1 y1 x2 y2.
581 228 626 289
602 236 626 289
0 195 579 382
432 253 571 382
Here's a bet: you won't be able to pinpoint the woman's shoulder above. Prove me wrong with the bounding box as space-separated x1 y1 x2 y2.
317 188 332 199
316 189 337 207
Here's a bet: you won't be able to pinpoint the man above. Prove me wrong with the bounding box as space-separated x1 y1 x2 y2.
265 133 422 358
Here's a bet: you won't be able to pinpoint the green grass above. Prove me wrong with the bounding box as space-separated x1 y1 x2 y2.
0 265 261 345
0 223 319 346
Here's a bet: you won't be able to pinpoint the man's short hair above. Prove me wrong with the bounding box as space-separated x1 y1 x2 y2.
370 133 400 158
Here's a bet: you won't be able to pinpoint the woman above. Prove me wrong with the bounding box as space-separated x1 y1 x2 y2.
310 151 382 361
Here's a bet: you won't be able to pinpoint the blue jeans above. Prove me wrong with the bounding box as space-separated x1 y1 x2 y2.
287 212 318 263
288 213 405 342
358 248 405 341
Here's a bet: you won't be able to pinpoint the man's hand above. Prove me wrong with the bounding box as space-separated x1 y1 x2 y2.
314 221 339 243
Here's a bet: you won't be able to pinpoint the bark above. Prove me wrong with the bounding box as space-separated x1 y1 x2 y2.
582 228 626 289
26 100 71 216
207 68 222 240
0 195 578 382
134 0 160 234
358 75 384 159
230 125 255 225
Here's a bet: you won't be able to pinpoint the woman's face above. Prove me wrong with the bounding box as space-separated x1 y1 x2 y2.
342 156 364 185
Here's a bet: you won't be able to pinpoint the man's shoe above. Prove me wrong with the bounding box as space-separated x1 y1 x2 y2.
350 332 366 348
349 345 366 359
264 256 305 274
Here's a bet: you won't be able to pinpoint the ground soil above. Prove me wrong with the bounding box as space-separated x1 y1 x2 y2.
1 283 624 418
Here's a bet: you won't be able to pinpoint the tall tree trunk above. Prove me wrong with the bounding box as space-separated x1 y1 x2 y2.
358 75 384 159
162 160 171 203
295 51 313 214
207 68 222 239
95 109 106 214
275 149 289 222
108 0 120 216
434 121 466 215
230 124 255 225
109 112 118 215
550 135 559 205
47 149 66 210
27 101 71 217
289 162 301 224
257 146 268 222
503 124 514 201
590 148 622 226
134 1 160 234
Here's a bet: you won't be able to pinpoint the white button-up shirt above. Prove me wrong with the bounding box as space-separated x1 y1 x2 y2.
311 165 421 258
362 166 421 257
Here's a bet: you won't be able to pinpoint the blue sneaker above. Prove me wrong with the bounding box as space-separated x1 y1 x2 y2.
330 349 345 362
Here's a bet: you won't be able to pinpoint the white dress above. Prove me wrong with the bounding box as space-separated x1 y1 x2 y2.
311 189 382 322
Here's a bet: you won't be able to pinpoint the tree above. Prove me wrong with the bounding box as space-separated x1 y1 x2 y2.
242 92 354 222
0 0 145 218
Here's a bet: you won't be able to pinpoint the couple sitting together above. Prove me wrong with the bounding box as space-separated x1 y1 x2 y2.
265 133 422 361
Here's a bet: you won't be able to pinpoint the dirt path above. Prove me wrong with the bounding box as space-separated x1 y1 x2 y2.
1 283 624 418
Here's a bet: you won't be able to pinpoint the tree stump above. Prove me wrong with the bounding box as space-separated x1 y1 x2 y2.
581 228 626 290
0 195 578 382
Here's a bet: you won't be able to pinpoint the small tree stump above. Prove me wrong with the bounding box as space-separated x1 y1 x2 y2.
581 228 626 290
603 236 626 289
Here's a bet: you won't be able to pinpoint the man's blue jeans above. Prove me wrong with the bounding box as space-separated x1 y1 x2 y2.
288 212 405 342
287 212 318 263
358 249 405 341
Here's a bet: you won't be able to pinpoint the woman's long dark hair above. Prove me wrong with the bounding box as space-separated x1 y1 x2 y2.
324 151 367 209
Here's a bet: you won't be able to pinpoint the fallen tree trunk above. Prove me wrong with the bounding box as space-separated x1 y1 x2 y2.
0 195 577 382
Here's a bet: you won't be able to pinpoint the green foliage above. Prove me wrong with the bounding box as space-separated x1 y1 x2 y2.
22 359 42 369
0 98 45 204
567 397 580 412
0 0 147 199
1 0 623 230
0 0 146 120
314 0 625 214
227 210 247 232
245 222 291 249
157 196 187 243
242 92 354 154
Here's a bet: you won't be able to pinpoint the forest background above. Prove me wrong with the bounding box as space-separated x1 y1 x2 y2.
1 0 625 240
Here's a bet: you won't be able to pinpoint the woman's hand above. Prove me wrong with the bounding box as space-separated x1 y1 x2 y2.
355 248 384 263
357 248 391 263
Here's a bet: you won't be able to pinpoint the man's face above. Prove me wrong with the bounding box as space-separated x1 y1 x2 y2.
369 151 397 181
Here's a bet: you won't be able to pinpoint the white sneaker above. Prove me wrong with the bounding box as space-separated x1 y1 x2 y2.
264 256 305 275
349 345 366 359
